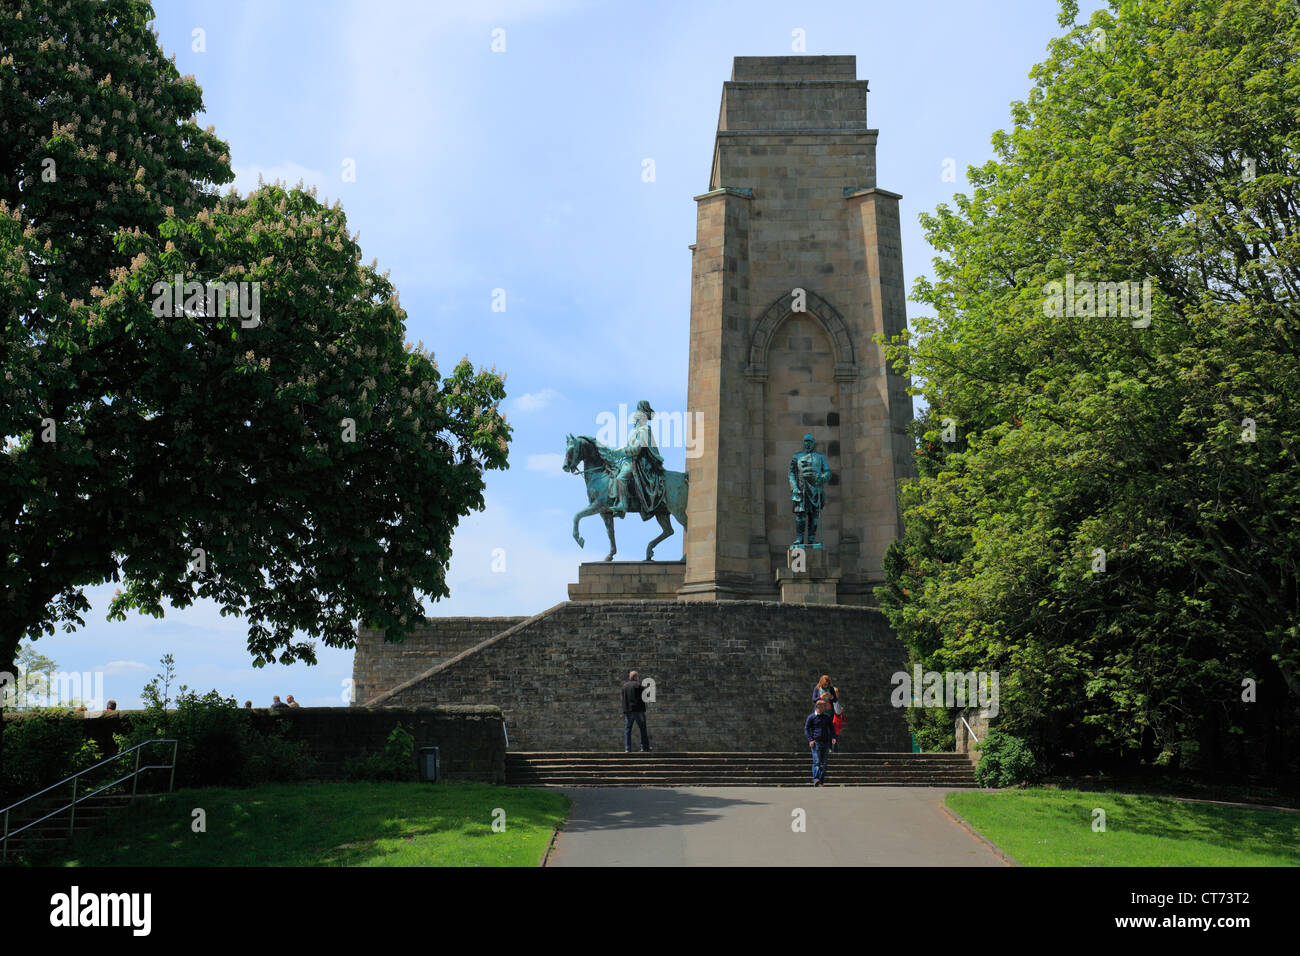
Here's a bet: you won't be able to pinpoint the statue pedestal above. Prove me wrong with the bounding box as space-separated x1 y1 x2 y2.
568 561 686 601
775 547 840 604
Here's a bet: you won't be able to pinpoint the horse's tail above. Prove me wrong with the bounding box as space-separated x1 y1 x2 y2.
665 469 689 526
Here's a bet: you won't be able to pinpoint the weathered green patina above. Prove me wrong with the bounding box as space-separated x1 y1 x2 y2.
563 402 687 561
789 433 830 548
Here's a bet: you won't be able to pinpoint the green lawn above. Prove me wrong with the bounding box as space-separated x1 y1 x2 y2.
947 788 1300 866
44 782 569 867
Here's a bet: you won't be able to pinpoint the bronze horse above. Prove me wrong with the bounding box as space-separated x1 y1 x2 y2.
563 434 688 561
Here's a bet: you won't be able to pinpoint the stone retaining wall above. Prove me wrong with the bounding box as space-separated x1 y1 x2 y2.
362 600 909 753
353 617 525 704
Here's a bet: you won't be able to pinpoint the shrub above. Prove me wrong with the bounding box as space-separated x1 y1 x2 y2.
114 688 253 789
112 653 323 788
245 726 317 783
975 730 1040 787
1 709 102 803
909 705 957 753
344 724 416 781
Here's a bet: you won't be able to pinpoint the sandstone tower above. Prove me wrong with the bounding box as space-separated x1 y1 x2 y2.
678 55 914 605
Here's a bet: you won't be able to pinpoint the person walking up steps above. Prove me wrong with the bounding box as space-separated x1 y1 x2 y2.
621 669 651 752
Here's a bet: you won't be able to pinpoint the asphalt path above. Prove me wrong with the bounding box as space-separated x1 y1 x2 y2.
546 786 1008 866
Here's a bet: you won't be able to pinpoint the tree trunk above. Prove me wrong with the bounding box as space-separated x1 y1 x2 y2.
0 639 16 804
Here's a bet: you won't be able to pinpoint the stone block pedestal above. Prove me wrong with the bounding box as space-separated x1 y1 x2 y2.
568 561 686 601
774 547 840 604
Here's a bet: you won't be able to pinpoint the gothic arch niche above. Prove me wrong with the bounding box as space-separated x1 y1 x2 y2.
746 289 857 381
759 309 845 558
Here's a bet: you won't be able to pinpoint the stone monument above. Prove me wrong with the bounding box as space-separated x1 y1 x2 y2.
676 54 915 605
352 55 914 753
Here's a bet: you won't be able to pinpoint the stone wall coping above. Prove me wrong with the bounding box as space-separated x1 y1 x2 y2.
845 186 903 201
361 615 525 632
693 186 755 202
364 704 503 716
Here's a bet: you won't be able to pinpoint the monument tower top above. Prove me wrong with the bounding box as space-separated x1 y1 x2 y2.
729 54 861 83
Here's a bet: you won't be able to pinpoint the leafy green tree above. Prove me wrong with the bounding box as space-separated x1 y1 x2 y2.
13 643 57 710
1 1 512 784
2 0 233 678
878 0 1300 772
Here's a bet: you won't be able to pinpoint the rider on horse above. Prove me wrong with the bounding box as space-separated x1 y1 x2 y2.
609 400 667 518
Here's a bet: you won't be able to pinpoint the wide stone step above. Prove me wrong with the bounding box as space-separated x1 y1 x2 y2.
515 780 979 788
504 751 977 787
506 775 977 780
505 756 971 764
511 767 971 776
508 765 972 773
509 770 976 778
507 756 970 763
501 764 972 770
507 751 970 758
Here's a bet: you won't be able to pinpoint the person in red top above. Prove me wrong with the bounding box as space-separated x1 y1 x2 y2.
831 702 845 751
819 692 841 752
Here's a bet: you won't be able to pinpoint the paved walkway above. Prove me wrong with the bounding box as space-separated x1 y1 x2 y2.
547 786 1007 866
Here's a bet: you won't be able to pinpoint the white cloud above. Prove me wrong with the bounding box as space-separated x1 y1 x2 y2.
525 452 565 473
431 496 577 616
512 388 561 413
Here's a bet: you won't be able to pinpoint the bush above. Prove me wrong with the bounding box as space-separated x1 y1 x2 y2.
975 730 1040 787
909 705 957 753
245 726 317 783
112 654 319 788
1 709 102 803
114 688 253 789
344 724 416 781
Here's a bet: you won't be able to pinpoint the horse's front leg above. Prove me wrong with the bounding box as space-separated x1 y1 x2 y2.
603 513 617 561
573 502 603 549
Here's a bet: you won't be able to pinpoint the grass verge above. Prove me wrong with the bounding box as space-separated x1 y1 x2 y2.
946 787 1300 866
39 782 569 867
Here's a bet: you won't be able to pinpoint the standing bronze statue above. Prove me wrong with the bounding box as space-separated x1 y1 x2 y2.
789 433 830 547
563 400 688 561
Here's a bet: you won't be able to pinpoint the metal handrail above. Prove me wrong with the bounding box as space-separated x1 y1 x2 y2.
2 738 177 863
960 715 980 746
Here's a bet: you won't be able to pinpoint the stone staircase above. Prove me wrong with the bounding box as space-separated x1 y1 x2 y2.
2 792 136 862
506 751 978 787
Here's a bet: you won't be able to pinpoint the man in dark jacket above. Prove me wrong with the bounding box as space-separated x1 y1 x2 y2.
621 670 651 753
804 698 836 785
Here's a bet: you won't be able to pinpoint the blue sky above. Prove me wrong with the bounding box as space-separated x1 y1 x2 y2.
33 0 1106 708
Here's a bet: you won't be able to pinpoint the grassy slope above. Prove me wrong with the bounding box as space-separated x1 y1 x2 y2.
947 788 1300 866
47 782 570 867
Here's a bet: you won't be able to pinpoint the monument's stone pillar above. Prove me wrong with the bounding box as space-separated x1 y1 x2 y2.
679 55 914 604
